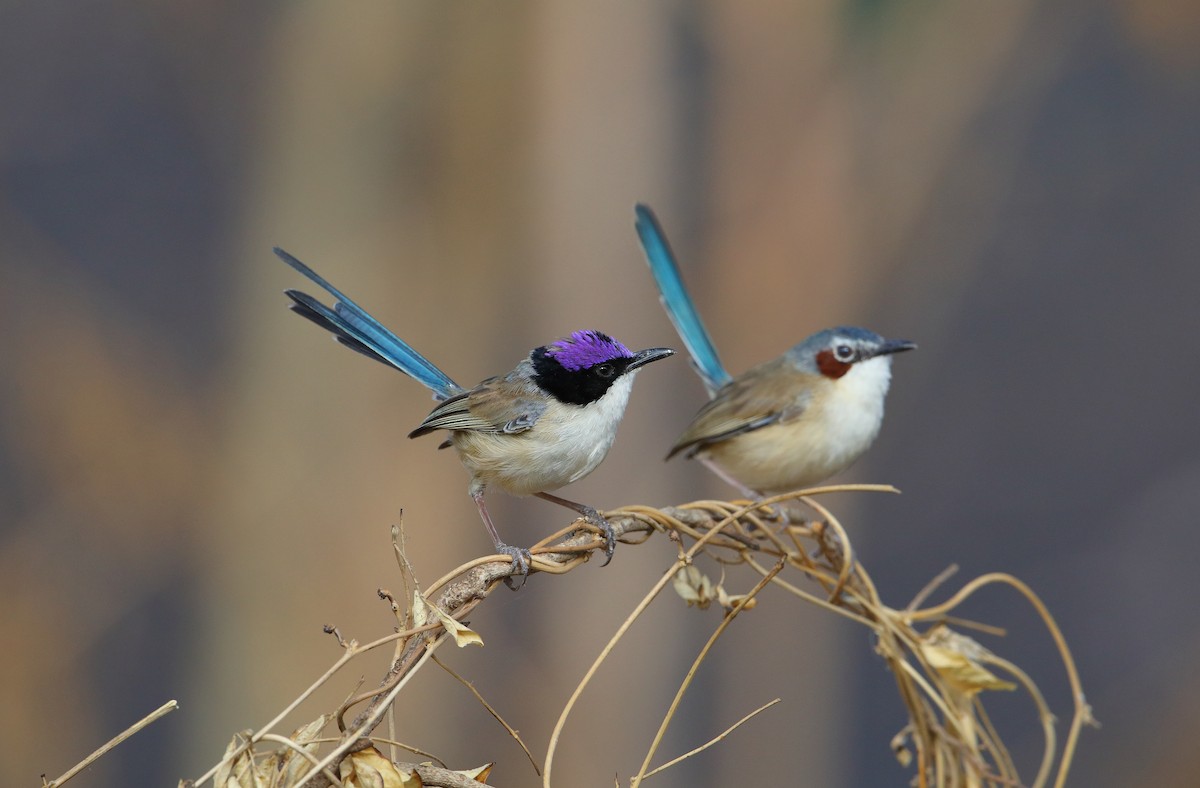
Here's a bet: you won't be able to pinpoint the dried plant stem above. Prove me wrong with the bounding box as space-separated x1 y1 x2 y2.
308 737 447 768
542 553 679 788
742 554 873 627
630 558 785 787
432 653 542 775
292 633 448 787
163 488 1087 788
412 764 499 788
191 621 444 788
907 572 1094 788
42 699 178 788
257 734 345 787
542 500 754 787
255 650 356 741
639 698 782 781
798 494 856 600
984 656 1054 786
973 698 1019 785
337 626 455 730
907 564 960 612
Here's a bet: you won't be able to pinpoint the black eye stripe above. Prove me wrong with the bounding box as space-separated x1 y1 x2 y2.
531 353 631 405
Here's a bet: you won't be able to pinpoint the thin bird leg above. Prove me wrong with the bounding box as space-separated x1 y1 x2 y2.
696 455 763 501
534 491 615 566
696 456 782 521
472 489 531 582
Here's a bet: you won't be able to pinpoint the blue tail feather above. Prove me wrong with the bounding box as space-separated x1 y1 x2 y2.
274 247 461 400
286 289 396 367
634 204 731 395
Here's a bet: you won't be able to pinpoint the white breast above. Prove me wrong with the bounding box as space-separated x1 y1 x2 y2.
452 374 636 496
703 356 893 493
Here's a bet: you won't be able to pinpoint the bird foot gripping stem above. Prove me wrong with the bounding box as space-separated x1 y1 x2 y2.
580 507 617 566
496 543 533 591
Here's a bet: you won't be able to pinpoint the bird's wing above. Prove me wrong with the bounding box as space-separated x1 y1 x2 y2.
634 204 732 396
667 359 814 459
408 374 547 438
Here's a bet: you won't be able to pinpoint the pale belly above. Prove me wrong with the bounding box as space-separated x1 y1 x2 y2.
451 427 614 496
701 388 885 494
449 375 634 496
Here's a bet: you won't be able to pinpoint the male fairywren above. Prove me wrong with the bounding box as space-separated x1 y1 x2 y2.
275 247 674 576
633 205 915 498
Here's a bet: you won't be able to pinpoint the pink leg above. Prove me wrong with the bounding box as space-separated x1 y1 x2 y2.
697 456 763 501
696 457 782 521
472 489 530 581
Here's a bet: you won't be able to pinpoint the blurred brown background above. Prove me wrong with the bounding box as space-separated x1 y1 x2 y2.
2 2 1199 786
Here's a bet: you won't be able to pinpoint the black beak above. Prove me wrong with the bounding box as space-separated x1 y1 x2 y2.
873 339 917 358
627 347 675 370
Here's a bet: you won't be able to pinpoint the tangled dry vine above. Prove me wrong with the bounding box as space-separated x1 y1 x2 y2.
44 486 1095 788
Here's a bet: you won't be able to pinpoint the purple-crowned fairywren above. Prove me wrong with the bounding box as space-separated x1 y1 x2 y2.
275 247 674 577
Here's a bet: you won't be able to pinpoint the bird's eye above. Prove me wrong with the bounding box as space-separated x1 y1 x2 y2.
594 363 615 378
834 345 855 362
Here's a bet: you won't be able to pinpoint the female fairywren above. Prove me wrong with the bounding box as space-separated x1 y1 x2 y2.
633 205 915 499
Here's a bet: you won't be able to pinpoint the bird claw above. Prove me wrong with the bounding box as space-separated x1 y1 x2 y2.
579 507 616 566
496 543 532 590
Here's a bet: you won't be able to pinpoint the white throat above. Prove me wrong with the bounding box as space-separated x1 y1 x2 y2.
824 355 893 454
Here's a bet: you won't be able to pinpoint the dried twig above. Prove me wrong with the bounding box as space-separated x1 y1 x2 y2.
41 700 178 788
432 653 543 775
49 486 1088 788
630 559 785 786
638 698 782 781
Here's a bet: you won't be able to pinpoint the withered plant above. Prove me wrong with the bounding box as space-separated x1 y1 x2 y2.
43 486 1095 788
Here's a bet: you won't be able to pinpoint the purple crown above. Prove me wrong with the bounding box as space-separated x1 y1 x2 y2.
547 330 632 371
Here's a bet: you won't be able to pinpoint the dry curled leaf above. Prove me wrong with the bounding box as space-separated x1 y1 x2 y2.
212 731 255 788
454 763 494 782
340 747 422 788
673 565 716 608
211 716 334 788
890 728 913 767
716 584 757 612
674 566 757 613
278 715 332 786
412 591 483 648
921 626 1016 695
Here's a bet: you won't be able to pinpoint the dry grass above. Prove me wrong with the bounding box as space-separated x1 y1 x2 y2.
43 486 1095 788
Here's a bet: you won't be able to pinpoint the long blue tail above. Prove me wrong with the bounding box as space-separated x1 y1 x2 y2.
274 247 462 400
634 204 731 395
